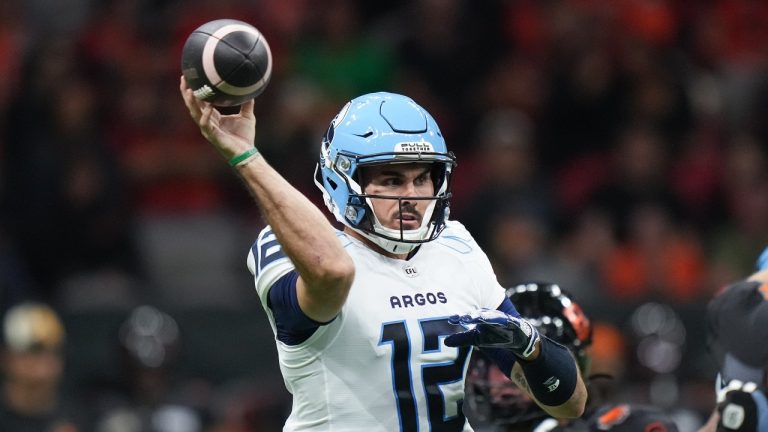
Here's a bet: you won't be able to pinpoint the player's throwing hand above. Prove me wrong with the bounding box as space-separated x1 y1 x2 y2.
179 76 257 164
446 309 541 359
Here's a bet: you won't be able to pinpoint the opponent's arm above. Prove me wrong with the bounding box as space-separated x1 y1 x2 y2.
180 77 354 322
446 309 587 418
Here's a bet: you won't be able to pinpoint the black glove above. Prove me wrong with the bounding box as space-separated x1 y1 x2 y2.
716 379 768 431
444 308 540 359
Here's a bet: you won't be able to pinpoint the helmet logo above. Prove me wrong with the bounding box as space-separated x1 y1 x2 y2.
395 142 434 153
563 303 591 343
597 404 631 429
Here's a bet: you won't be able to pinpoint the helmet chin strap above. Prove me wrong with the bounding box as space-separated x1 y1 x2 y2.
356 229 421 255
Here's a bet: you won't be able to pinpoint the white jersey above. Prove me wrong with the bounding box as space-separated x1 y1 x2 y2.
246 220 506 432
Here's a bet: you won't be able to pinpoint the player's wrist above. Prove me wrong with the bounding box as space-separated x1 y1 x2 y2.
228 147 261 167
508 317 540 360
517 338 542 361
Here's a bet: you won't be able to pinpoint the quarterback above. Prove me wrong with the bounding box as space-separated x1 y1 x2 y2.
180 78 587 431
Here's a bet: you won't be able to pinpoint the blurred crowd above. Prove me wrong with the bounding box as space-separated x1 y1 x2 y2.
1 0 768 430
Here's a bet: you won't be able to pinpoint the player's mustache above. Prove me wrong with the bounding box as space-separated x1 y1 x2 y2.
393 203 421 221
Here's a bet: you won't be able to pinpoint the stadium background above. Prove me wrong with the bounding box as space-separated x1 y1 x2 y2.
1 0 767 429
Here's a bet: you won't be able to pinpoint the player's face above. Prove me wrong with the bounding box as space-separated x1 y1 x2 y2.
488 366 532 405
2 349 63 388
361 163 435 231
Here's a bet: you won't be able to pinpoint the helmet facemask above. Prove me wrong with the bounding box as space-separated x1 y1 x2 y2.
316 146 455 254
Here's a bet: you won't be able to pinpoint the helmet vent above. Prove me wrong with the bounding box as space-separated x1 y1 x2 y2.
326 177 338 190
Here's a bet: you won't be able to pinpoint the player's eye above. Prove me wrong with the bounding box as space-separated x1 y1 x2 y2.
382 177 402 187
414 173 429 186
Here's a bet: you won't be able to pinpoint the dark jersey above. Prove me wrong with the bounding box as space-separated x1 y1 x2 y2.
534 403 678 432
0 402 79 432
586 404 678 431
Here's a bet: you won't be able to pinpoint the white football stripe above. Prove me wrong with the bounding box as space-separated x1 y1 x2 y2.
264 244 281 258
201 24 272 96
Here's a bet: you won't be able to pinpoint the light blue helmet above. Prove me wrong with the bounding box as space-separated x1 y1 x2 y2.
314 92 456 254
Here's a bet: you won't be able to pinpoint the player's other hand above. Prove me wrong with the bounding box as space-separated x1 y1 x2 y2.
179 76 256 160
715 380 767 431
445 309 540 360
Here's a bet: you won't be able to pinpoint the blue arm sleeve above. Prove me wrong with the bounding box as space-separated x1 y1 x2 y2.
267 270 334 345
479 297 521 376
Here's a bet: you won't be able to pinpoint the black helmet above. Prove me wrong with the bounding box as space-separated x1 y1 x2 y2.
507 282 592 374
466 282 593 429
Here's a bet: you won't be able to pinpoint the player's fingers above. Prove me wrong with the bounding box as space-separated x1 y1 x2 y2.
181 77 204 121
444 329 478 348
240 99 255 119
448 314 467 325
450 309 507 327
199 104 216 137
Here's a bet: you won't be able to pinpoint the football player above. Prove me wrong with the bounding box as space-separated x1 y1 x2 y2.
466 282 679 432
180 81 587 431
0 302 81 431
698 247 768 432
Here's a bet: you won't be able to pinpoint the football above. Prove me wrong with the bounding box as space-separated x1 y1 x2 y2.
181 19 272 107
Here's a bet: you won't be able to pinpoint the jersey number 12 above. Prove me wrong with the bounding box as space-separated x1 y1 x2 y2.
380 318 471 432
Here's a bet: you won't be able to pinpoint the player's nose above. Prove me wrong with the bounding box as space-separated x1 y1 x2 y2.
400 181 419 197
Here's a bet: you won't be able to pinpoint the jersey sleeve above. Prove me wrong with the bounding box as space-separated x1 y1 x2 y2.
247 225 297 307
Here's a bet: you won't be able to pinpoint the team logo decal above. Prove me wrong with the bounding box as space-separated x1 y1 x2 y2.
403 263 418 278
721 402 745 430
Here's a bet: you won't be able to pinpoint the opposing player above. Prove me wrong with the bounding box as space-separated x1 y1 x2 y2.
0 302 81 431
466 282 679 432
180 79 587 431
698 247 768 432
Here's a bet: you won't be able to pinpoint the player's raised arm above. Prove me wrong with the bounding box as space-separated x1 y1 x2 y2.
180 77 354 323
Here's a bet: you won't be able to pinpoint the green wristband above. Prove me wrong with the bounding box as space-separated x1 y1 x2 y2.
228 148 260 167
